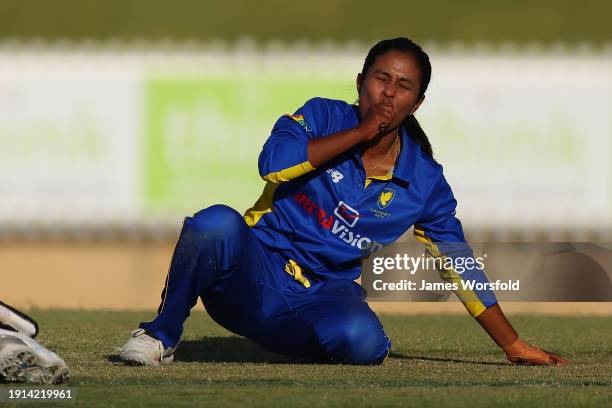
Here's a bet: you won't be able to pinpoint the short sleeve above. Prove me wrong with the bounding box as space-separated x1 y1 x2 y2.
258 97 330 183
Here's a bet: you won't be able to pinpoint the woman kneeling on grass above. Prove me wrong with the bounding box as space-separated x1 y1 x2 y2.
119 37 567 367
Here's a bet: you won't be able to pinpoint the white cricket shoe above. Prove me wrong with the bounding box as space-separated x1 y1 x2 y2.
0 329 69 384
0 301 38 338
119 329 175 366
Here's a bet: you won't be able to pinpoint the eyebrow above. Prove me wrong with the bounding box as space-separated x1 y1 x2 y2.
372 69 415 85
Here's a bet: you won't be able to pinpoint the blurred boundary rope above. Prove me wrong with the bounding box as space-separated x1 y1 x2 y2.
0 224 609 243
0 38 611 56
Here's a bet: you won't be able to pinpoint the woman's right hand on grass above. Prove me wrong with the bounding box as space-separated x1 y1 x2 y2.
503 339 568 366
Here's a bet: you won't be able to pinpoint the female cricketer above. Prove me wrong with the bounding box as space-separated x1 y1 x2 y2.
120 37 567 367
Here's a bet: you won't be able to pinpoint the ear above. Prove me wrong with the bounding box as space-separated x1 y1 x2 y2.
410 95 425 115
356 73 363 94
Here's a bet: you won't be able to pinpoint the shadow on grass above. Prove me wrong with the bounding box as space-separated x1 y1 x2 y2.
108 336 507 366
175 337 294 363
388 351 508 366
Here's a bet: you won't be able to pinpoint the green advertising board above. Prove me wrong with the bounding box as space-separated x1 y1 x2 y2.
144 76 356 215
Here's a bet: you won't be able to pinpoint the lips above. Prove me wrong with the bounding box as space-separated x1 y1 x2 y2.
382 100 395 112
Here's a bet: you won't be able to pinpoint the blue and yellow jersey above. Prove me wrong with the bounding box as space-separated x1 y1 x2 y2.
244 97 497 317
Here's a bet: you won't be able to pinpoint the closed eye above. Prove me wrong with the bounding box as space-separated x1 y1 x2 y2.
399 80 412 90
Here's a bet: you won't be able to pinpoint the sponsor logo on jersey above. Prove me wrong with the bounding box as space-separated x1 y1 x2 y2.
326 168 344 183
377 188 396 209
293 192 383 254
334 201 360 227
285 114 312 132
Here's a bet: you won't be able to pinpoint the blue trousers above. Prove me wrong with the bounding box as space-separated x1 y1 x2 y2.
140 205 391 365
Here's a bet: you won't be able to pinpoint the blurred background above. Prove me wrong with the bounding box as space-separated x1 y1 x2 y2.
1 0 611 311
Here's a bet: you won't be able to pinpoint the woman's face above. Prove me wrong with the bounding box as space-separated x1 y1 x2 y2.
357 50 424 130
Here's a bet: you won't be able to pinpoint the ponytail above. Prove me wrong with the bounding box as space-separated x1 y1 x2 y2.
403 114 433 157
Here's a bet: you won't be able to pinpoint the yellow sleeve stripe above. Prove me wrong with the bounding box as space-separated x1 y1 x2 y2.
413 227 487 318
262 161 316 184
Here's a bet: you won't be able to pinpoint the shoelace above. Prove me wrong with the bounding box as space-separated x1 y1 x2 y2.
133 330 165 361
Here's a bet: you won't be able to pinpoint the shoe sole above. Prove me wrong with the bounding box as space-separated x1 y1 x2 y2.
0 339 70 384
120 351 174 366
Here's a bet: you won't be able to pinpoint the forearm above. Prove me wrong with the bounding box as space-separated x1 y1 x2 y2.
307 126 369 168
308 101 393 168
475 303 518 348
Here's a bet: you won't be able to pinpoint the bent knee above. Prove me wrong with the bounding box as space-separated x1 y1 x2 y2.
327 313 391 365
187 205 246 242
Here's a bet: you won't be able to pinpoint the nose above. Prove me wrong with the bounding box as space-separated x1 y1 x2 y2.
382 82 396 99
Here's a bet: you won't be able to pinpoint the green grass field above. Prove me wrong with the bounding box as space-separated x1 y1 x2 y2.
1 310 610 407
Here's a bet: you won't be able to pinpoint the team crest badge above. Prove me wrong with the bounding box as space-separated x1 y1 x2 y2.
377 188 395 209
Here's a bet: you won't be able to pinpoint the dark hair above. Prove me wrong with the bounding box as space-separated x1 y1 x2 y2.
361 37 433 157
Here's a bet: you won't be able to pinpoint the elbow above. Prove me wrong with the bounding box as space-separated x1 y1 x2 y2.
257 146 316 184
258 151 278 183
259 161 316 184
260 172 283 184
258 157 284 184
